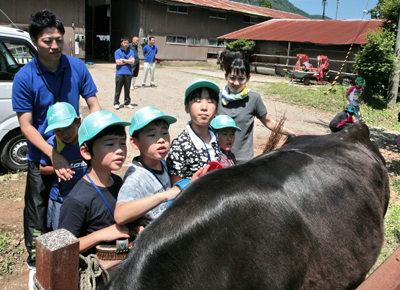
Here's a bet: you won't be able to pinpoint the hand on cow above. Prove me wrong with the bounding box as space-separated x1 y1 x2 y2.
162 186 181 202
51 150 75 181
193 164 210 180
101 224 130 242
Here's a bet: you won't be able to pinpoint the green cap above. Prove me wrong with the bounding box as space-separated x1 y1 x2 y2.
129 106 177 136
356 77 365 87
78 110 130 146
184 79 220 104
45 102 78 134
346 106 358 115
211 115 241 131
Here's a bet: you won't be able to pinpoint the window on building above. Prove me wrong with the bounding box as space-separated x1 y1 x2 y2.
244 15 259 23
208 38 225 47
166 36 187 45
168 5 188 14
188 38 201 45
209 10 226 20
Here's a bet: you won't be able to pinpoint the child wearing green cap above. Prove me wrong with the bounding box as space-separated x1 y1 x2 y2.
210 115 241 167
345 76 365 120
167 79 221 184
58 110 130 254
114 106 199 233
329 106 357 133
39 102 85 230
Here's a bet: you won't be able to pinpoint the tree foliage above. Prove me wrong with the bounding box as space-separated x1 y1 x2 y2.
225 38 256 52
353 28 397 97
369 0 400 33
259 0 272 9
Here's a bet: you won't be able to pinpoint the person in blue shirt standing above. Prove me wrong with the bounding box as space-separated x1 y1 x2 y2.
142 36 158 87
11 9 101 289
114 37 135 110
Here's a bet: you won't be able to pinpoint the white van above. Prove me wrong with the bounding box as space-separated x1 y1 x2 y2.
0 26 36 171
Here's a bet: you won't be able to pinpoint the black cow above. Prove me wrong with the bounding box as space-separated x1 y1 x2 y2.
106 123 389 290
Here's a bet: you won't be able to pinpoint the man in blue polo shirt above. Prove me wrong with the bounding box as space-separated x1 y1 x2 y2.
142 36 158 87
114 37 135 110
11 10 101 289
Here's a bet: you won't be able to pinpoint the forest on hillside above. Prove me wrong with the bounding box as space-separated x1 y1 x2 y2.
230 0 326 19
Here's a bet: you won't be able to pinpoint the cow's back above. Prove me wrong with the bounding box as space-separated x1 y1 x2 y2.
106 123 389 290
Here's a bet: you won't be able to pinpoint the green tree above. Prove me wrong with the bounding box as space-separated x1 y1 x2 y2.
354 0 399 102
225 38 256 52
353 28 397 97
259 0 273 9
369 0 400 33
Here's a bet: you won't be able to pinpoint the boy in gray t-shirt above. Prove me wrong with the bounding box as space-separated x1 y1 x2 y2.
114 106 196 233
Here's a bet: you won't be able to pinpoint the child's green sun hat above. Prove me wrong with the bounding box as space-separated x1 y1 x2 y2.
346 106 358 115
78 110 130 146
129 106 177 136
45 102 78 134
210 115 242 131
184 79 220 104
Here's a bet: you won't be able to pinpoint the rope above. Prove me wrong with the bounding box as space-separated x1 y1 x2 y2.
327 0 371 94
79 254 110 290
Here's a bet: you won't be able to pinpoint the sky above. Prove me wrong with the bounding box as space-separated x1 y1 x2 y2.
289 0 380 20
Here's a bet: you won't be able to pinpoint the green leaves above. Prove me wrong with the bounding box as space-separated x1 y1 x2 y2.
225 38 256 52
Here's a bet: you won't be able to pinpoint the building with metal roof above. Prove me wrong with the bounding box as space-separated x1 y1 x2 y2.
219 19 383 45
219 19 383 74
156 0 308 20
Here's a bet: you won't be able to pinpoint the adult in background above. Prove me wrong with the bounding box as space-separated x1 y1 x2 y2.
217 58 295 164
142 36 158 87
129 36 140 90
11 9 101 289
114 37 135 110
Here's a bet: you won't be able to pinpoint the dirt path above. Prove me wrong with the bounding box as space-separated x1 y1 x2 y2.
0 63 399 289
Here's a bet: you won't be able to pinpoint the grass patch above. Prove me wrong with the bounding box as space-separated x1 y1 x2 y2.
250 81 400 131
0 230 25 276
369 176 400 273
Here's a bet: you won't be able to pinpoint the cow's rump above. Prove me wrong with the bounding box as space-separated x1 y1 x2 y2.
106 123 389 290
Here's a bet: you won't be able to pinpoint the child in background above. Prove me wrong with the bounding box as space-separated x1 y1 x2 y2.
114 106 199 233
329 106 357 133
167 79 220 183
58 110 130 254
345 76 365 120
39 102 85 230
210 115 241 167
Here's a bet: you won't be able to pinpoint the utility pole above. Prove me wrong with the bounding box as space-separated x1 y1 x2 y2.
387 10 400 106
322 0 328 19
335 0 340 20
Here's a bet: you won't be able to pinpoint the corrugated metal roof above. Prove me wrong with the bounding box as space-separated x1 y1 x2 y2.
218 19 384 45
158 0 308 19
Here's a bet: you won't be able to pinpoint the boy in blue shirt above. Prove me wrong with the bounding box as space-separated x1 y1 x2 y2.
39 102 86 230
59 111 130 254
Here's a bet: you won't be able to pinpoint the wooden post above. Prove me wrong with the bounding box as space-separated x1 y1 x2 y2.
35 229 79 290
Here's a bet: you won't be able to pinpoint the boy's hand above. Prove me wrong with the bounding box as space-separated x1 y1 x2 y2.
163 186 180 201
102 224 130 242
51 151 75 181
